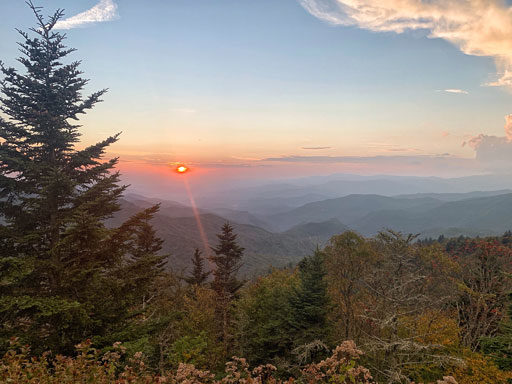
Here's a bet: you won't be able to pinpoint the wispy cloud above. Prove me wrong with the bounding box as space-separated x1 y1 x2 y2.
262 154 459 163
443 89 469 94
299 0 512 89
366 142 420 153
301 146 332 150
55 0 118 30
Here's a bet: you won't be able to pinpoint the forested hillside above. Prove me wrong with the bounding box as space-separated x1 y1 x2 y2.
114 192 512 276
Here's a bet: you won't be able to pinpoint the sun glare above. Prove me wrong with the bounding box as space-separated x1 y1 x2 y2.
176 165 189 174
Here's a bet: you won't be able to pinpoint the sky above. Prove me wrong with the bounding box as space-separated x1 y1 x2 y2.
2 0 512 195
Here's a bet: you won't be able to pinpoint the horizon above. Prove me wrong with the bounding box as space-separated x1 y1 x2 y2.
3 0 512 197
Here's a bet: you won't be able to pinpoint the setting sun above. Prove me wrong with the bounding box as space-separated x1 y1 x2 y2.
176 165 189 174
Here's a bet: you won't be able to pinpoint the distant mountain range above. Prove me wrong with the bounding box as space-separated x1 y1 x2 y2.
268 191 512 236
194 173 512 214
116 175 512 274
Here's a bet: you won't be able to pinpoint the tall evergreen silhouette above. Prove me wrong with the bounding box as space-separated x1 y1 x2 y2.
185 248 210 285
209 223 244 353
0 2 164 354
289 249 330 350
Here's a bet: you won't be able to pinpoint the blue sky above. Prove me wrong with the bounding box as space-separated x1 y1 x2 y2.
1 0 512 189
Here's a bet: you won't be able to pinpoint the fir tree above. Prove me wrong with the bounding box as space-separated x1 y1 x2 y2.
0 3 164 354
209 222 244 352
120 204 167 309
289 249 330 355
185 248 210 286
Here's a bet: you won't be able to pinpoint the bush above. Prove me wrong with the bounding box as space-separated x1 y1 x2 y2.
0 338 381 384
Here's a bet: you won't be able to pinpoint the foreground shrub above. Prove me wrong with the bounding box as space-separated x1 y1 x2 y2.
0 338 383 383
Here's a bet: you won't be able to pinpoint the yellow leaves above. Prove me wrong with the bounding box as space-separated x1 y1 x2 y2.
400 310 460 347
448 351 512 384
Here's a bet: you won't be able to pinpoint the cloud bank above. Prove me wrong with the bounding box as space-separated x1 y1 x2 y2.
299 0 512 89
464 115 512 170
55 0 118 30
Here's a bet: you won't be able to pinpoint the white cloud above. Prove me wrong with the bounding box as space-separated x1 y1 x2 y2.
55 0 118 30
505 114 512 140
443 89 469 94
299 0 512 89
463 114 512 170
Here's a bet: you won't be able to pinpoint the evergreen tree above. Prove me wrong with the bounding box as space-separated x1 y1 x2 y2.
185 248 210 285
235 268 298 368
209 222 244 352
289 249 330 355
0 3 164 354
119 204 167 310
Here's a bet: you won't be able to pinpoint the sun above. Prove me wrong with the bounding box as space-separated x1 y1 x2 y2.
176 165 189 174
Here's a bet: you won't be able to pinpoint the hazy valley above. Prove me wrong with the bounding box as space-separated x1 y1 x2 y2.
117 174 512 274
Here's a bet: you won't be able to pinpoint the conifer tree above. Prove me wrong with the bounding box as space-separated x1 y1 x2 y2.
0 3 164 354
185 248 210 286
289 249 330 354
209 222 244 351
120 205 167 308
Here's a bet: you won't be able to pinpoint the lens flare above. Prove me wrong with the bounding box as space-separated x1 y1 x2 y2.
172 164 212 268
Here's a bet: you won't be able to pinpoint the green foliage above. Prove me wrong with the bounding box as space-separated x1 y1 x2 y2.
209 222 245 354
289 249 331 355
235 268 298 367
169 331 211 368
481 294 512 371
0 3 165 355
210 222 245 298
185 248 210 285
324 231 376 341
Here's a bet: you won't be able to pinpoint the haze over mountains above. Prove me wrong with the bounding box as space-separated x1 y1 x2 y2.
117 173 512 274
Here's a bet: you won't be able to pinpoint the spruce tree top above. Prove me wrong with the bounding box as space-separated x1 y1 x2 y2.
0 1 124 248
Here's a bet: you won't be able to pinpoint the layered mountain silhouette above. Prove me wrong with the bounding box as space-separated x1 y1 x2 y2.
114 182 512 274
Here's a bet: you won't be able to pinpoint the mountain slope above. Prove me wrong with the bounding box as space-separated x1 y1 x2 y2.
352 193 512 236
284 219 350 245
268 194 443 231
108 199 330 276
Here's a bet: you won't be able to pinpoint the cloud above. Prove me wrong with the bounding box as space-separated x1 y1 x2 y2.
260 154 479 175
301 146 332 150
464 114 512 170
365 142 420 152
443 89 469 94
299 0 512 89
384 147 419 152
262 154 464 164
55 0 118 30
505 114 512 140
